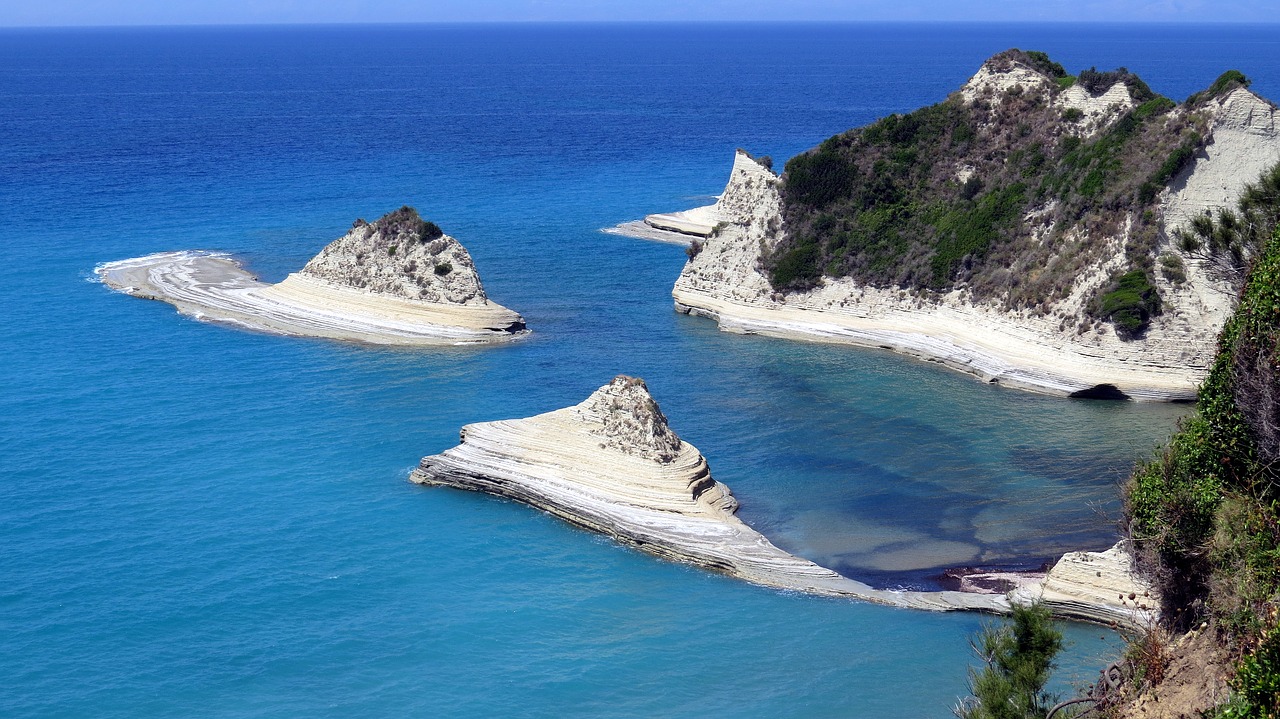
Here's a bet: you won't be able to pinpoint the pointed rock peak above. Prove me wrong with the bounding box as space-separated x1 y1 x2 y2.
734 148 775 175
300 206 489 305
577 376 683 463
960 49 1060 103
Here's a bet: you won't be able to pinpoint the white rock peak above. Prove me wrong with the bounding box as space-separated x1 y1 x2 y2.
577 376 683 463
299 206 488 306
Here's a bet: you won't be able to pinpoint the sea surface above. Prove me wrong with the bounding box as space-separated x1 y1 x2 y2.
3 22 1278 718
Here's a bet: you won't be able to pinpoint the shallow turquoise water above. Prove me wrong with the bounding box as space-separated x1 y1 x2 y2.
4 22 1276 718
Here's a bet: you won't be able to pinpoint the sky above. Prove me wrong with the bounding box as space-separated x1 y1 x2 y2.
1 0 1278 26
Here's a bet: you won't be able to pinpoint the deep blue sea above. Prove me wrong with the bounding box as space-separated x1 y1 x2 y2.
4 22 1279 718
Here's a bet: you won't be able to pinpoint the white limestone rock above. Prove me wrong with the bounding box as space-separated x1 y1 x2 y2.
1162 88 1280 233
97 207 527 345
1011 542 1160 629
299 207 487 306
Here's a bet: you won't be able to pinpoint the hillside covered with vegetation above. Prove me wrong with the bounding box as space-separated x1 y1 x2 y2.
1121 218 1279 716
766 49 1254 336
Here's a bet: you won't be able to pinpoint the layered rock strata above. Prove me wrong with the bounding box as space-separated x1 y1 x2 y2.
412 375 1155 627
1011 542 1160 628
611 61 1280 401
98 208 526 345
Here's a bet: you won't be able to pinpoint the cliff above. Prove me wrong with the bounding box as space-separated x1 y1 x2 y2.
619 51 1280 400
97 206 527 345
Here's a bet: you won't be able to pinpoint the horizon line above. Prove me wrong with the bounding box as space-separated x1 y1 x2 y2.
5 19 1280 30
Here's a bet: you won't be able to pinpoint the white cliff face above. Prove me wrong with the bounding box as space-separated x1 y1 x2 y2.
960 62 1053 105
1162 88 1280 232
97 208 527 345
669 151 1219 400
411 375 1010 613
1055 82 1137 137
674 151 781 304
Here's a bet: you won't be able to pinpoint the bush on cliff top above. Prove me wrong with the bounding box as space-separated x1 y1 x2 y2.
376 206 444 242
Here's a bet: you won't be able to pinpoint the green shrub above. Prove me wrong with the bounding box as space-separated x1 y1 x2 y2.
1096 269 1161 335
434 262 452 275
1134 97 1176 120
957 602 1064 719
770 239 822 289
1159 253 1187 284
783 143 859 209
419 221 443 241
1023 50 1067 78
1221 615 1280 719
685 239 703 260
930 183 1025 287
1056 75 1076 90
1062 107 1083 122
387 245 397 256
1189 70 1252 106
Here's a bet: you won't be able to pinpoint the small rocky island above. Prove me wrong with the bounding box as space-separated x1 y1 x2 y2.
414 375 1156 627
98 206 527 345
613 51 1280 400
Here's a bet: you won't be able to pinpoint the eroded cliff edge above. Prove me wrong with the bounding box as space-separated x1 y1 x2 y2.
617 52 1280 400
412 375 1156 628
98 206 527 345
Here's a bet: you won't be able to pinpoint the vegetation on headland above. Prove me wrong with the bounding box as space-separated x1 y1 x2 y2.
765 50 1260 336
1118 224 1280 715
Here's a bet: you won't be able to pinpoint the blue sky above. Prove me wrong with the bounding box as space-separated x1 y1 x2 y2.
2 0 1278 26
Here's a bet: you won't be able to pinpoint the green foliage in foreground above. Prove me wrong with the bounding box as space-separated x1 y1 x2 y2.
1125 227 1280 714
1128 228 1280 624
957 603 1064 719
1221 616 1280 719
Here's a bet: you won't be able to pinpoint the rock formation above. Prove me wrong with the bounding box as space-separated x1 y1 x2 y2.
412 375 1156 627
612 53 1280 401
1011 543 1160 628
97 207 527 345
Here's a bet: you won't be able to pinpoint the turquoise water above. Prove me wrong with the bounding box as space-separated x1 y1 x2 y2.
4 22 1277 718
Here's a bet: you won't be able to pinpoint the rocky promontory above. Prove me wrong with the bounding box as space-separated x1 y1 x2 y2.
614 51 1280 400
98 206 527 345
412 375 1156 627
